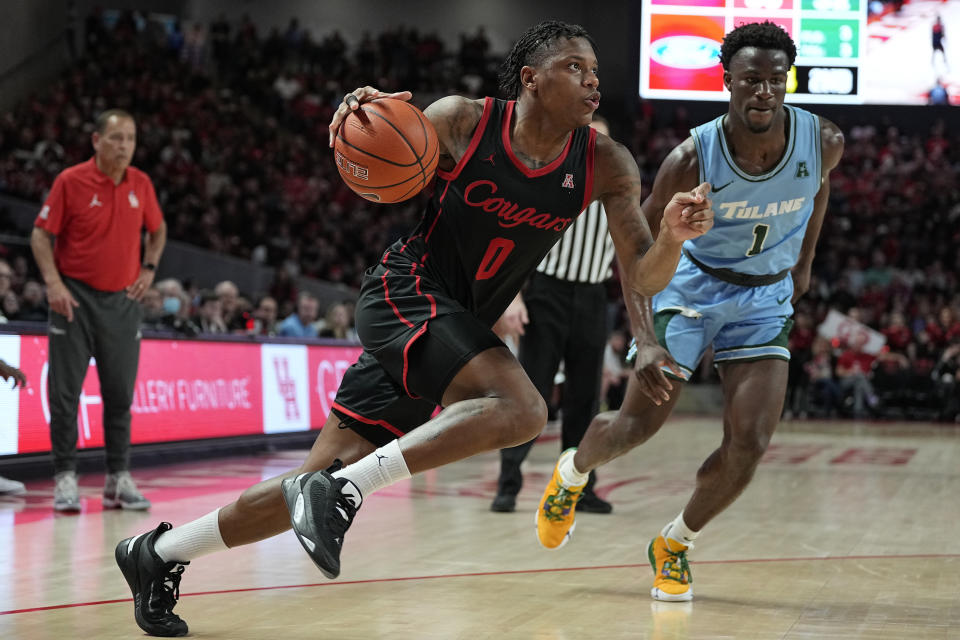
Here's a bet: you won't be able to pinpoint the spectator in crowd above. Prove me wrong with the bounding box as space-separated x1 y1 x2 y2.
0 259 13 298
141 287 164 324
1 291 19 322
318 302 357 341
0 358 27 495
927 306 960 347
277 291 319 338
16 281 49 322
30 108 165 512
193 289 227 334
215 280 246 331
250 295 279 336
933 340 960 421
804 336 842 417
155 278 188 317
835 333 880 419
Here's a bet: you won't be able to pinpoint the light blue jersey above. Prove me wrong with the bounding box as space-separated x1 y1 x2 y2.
688 104 821 276
633 106 824 380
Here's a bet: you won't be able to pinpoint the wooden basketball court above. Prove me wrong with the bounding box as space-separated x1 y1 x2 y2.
2 417 958 639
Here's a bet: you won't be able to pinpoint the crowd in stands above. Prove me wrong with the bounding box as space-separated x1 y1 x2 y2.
0 9 497 289
0 10 958 421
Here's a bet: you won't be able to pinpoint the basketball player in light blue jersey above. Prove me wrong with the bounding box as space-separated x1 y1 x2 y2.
536 22 844 601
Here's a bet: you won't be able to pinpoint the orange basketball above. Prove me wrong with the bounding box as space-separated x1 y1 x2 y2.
333 98 439 203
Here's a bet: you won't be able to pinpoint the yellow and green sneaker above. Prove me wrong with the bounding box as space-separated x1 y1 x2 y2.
648 535 693 601
535 449 586 550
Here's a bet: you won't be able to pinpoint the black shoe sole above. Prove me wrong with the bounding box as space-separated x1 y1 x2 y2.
281 474 340 579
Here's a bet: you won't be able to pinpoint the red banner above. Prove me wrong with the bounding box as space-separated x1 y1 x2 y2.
0 335 363 455
309 345 363 428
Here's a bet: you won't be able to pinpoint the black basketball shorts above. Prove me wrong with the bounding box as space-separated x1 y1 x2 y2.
331 263 505 447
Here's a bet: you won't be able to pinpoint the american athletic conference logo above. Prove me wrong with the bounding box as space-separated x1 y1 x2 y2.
273 356 300 420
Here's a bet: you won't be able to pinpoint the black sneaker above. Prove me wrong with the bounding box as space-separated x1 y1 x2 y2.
281 460 359 579
115 522 189 637
490 494 516 512
577 491 613 514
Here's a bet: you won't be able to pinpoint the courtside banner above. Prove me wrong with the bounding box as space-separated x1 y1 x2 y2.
309 345 363 429
1 336 361 455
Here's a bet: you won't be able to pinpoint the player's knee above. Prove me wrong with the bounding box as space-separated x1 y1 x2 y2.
502 390 548 447
727 427 772 463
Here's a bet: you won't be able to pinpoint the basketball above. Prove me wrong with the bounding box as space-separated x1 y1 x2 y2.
334 98 439 203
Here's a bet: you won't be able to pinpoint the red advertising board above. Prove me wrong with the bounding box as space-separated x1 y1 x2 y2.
0 335 363 456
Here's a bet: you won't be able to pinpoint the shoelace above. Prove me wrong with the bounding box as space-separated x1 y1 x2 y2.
542 481 582 522
328 479 358 546
659 546 692 585
152 563 186 612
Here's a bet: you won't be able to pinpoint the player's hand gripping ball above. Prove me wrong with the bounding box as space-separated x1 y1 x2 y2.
333 98 439 203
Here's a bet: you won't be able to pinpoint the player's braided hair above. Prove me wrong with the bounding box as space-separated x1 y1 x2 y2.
498 20 598 100
719 21 797 70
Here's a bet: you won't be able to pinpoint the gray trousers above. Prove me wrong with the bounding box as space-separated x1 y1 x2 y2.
48 277 142 473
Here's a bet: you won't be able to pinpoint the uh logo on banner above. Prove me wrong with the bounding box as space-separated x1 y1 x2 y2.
261 344 311 433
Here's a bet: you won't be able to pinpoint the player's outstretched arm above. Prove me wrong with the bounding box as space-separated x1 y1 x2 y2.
791 117 845 302
597 136 712 298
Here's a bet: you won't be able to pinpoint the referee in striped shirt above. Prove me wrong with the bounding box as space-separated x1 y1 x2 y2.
491 117 616 514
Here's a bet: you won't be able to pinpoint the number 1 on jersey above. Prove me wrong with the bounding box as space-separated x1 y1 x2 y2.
475 237 515 280
746 223 769 257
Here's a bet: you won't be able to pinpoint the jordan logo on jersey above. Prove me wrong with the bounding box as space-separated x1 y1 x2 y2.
795 161 810 178
89 194 103 208
561 173 575 189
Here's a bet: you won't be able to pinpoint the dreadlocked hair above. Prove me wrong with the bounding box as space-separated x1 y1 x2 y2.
498 20 597 100
720 21 797 70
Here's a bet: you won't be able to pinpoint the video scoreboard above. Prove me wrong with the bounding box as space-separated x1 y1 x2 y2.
640 0 865 103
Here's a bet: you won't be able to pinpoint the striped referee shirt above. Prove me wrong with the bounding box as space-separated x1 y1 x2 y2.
536 201 615 284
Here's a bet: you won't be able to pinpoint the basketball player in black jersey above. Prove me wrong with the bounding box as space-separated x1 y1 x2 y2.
114 21 713 636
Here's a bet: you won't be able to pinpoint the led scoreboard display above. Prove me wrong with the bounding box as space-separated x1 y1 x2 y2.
640 0 864 103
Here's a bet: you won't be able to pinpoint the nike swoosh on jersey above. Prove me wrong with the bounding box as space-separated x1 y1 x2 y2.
776 295 790 305
711 181 733 193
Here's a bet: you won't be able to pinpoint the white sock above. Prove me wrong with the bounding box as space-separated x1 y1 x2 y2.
661 512 699 549
558 448 589 487
332 439 410 505
154 508 228 563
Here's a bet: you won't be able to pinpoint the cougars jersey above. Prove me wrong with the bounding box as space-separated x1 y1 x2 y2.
385 97 595 326
687 104 822 276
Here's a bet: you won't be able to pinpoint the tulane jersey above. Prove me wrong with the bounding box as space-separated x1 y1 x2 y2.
687 105 821 276
641 106 824 379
